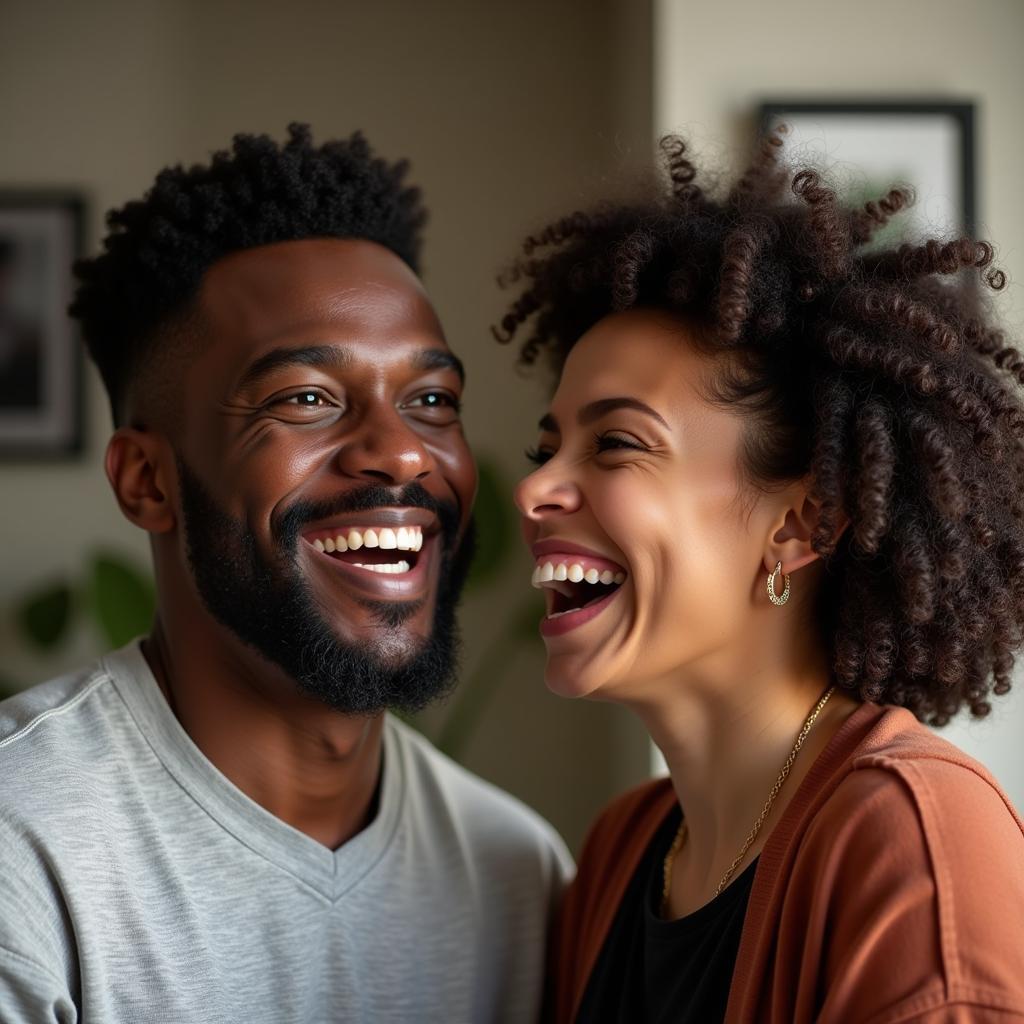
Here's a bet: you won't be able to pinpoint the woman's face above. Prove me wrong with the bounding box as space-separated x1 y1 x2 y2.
515 308 780 701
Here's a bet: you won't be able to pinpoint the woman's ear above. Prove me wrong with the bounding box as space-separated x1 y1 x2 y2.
763 488 848 576
105 429 176 535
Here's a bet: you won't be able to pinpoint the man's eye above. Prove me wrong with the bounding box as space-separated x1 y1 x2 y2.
407 391 461 412
278 391 329 408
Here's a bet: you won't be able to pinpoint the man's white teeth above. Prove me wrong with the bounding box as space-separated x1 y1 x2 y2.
312 527 424 554
351 560 411 574
531 562 627 589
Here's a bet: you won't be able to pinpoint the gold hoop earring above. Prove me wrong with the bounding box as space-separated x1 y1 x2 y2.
767 561 790 606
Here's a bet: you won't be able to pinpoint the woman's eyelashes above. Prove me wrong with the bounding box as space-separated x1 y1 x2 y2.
524 431 650 466
592 431 647 454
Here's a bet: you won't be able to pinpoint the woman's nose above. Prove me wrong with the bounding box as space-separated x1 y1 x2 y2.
514 464 582 521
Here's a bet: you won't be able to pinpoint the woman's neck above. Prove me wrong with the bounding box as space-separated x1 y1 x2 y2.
628 635 858 916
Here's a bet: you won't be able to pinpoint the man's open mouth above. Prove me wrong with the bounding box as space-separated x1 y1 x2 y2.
531 556 627 618
307 525 426 577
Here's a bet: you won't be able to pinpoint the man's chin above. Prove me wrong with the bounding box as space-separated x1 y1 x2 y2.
355 596 430 630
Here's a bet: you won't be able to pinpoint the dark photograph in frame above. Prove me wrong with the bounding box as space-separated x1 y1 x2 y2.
0 192 84 458
759 101 976 243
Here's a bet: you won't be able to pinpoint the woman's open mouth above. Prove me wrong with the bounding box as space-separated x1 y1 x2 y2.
531 553 627 636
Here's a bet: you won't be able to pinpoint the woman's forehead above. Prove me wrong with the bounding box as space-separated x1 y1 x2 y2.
557 310 712 405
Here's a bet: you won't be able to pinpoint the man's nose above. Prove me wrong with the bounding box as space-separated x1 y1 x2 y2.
335 407 433 486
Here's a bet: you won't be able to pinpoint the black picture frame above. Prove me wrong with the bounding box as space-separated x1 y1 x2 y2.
758 100 976 238
0 191 85 459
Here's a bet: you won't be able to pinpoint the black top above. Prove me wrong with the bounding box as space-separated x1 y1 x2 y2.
575 807 758 1024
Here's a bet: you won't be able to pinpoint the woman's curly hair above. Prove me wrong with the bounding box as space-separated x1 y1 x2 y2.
494 130 1024 725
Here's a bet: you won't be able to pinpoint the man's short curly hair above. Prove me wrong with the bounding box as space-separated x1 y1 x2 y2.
495 129 1024 725
71 123 427 425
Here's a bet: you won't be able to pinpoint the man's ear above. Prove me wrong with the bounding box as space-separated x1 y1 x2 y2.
105 429 176 534
763 487 848 577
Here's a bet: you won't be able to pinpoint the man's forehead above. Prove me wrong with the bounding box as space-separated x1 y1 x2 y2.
195 238 443 350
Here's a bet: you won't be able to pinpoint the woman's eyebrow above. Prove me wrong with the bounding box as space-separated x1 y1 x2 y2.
538 397 669 434
579 396 669 427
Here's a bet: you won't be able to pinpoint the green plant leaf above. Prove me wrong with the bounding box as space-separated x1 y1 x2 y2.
88 552 155 648
435 594 544 760
466 457 516 591
15 581 73 649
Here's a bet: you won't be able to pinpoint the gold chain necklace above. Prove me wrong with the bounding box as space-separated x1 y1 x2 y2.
660 685 835 918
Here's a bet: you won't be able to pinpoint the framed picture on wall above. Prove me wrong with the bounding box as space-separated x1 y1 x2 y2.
758 101 976 242
0 192 85 458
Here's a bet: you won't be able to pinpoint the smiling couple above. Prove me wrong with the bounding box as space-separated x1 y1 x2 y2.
2 124 1024 1024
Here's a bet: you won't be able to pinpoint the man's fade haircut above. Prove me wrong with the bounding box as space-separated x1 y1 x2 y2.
70 123 427 425
496 129 1024 727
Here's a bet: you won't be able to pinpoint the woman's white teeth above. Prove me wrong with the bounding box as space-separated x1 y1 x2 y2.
313 527 424 554
352 560 411 574
531 561 627 589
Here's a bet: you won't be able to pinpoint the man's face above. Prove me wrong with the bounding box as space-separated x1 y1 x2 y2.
172 238 477 713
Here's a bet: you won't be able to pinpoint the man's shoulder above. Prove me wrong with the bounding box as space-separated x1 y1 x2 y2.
386 715 573 871
0 661 116 765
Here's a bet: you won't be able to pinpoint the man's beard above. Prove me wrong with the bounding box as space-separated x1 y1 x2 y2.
176 457 474 715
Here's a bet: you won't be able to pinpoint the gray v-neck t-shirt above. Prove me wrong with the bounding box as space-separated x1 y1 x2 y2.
0 642 572 1023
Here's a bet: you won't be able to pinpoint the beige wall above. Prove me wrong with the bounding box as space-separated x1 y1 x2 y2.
0 0 655 851
9 0 1015 851
654 0 1024 806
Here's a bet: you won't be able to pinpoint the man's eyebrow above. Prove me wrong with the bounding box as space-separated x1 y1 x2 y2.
234 344 465 393
235 345 352 393
412 348 465 383
537 397 669 433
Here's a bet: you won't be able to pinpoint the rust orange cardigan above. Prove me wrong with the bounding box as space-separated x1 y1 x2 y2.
550 702 1024 1023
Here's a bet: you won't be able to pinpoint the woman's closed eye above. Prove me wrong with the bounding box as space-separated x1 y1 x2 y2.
525 432 649 466
592 431 648 455
525 445 553 466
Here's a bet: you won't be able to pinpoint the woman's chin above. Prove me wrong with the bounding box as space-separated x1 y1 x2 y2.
543 655 609 700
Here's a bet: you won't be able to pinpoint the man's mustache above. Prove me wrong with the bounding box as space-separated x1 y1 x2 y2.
274 483 461 551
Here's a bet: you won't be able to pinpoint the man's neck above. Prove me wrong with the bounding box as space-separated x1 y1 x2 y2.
141 621 385 850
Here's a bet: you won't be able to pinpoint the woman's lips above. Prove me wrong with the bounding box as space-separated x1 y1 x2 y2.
529 538 629 637
539 585 623 637
531 538 626 570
